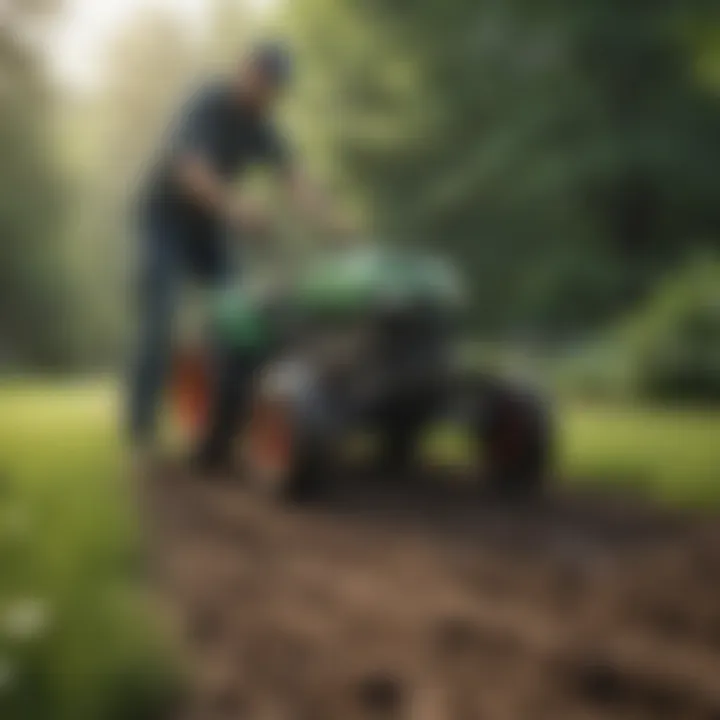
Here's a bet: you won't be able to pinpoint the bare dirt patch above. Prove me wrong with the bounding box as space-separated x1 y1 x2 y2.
146 468 720 719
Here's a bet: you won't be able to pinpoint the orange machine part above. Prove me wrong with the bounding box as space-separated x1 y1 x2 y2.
172 351 211 437
247 400 293 476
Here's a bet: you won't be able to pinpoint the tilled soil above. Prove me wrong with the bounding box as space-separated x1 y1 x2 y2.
146 467 720 720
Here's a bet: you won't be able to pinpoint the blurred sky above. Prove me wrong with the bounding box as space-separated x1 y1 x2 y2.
51 0 279 89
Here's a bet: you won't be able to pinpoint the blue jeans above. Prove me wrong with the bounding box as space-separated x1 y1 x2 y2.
127 206 233 446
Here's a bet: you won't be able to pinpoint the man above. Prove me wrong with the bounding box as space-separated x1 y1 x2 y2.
128 41 343 472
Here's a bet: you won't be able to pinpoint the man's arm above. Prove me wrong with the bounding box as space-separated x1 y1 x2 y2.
172 88 265 231
176 154 230 215
262 122 352 239
170 88 224 210
282 167 353 239
284 168 332 225
175 154 263 225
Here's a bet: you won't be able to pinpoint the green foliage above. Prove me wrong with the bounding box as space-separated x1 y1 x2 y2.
618 256 720 402
8 0 719 370
0 14 67 368
553 342 635 403
0 384 180 720
283 0 720 334
557 256 720 403
59 10 200 369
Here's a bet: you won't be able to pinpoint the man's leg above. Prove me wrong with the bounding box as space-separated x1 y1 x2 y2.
127 213 180 454
187 235 256 473
192 342 259 473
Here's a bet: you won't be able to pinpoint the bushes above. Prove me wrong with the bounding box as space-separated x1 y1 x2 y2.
622 258 720 402
558 257 720 404
554 342 635 402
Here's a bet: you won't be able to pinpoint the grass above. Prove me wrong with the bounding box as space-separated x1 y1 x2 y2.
0 381 179 720
424 398 720 509
560 402 720 508
1 381 719 718
431 401 720 507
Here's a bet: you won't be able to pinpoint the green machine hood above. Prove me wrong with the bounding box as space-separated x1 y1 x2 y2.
210 244 466 350
296 245 465 316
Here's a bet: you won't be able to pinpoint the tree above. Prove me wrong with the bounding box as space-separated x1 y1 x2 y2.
0 2 66 367
284 0 720 336
59 9 199 368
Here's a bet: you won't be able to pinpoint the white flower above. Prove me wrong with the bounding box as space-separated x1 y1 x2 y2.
0 656 15 695
2 598 52 643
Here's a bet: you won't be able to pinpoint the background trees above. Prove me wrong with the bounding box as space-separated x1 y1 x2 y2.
0 0 66 367
284 0 720 336
2 0 719 394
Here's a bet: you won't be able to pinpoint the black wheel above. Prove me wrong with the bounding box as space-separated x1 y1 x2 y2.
242 394 331 503
376 417 425 478
478 382 552 500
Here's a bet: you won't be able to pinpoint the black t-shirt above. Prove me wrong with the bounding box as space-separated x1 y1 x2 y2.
141 79 289 240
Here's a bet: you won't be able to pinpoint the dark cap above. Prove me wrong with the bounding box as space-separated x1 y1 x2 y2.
247 40 294 87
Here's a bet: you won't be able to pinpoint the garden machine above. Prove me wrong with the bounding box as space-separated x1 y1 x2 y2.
170 242 553 502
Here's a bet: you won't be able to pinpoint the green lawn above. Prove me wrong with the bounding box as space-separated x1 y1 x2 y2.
561 403 720 507
431 402 720 507
1 382 719 719
0 381 179 720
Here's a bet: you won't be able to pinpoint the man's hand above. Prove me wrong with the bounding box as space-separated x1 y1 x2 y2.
176 154 229 215
229 196 273 237
284 169 357 245
324 213 357 245
176 154 273 237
